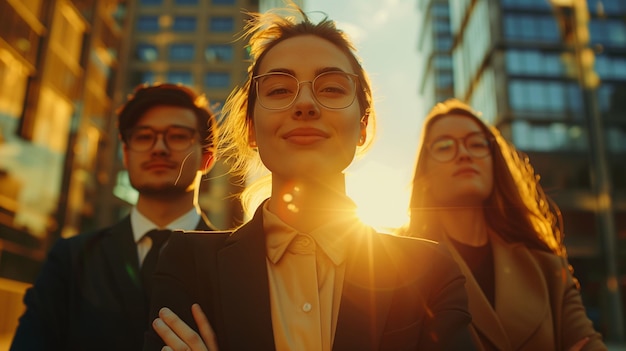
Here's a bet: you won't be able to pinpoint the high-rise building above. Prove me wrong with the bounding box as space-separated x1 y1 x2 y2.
417 0 626 341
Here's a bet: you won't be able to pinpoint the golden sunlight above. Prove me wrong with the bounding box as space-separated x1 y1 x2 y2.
346 160 412 234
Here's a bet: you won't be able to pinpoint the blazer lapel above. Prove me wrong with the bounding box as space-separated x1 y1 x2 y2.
333 232 396 351
99 217 146 322
217 208 276 350
442 235 512 351
492 235 549 350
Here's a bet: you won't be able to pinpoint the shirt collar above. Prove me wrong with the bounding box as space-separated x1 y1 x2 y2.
263 200 370 266
131 207 201 243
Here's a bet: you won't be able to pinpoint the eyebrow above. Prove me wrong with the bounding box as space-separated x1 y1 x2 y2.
430 131 487 140
264 66 352 77
133 124 195 130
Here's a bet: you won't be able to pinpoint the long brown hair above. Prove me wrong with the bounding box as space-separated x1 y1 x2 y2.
407 99 564 256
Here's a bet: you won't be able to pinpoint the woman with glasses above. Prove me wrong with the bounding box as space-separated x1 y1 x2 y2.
402 98 606 351
143 4 475 351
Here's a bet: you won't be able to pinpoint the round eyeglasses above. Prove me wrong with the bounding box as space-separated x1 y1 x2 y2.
253 71 358 110
428 132 493 163
125 126 197 152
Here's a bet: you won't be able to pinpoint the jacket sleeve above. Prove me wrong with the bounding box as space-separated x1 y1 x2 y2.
559 258 607 351
418 244 477 351
10 238 72 351
143 231 204 350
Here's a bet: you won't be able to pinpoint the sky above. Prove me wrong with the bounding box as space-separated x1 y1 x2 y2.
303 0 423 231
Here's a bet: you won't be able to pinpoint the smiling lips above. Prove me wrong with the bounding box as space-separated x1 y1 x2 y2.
283 128 329 145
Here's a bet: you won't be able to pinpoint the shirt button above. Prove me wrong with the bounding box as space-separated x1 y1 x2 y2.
302 302 312 312
299 237 311 246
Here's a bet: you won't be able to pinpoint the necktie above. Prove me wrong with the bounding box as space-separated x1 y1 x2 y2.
140 229 172 297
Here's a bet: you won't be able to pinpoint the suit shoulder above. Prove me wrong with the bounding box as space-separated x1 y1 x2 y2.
169 229 233 246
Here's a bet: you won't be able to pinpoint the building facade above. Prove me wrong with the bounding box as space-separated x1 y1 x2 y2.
0 0 127 344
417 0 626 341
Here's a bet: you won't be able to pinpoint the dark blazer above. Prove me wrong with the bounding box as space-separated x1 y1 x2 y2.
144 206 475 351
10 214 215 351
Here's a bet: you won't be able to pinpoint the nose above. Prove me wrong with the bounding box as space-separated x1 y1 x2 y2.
151 134 170 155
456 142 472 161
293 83 320 120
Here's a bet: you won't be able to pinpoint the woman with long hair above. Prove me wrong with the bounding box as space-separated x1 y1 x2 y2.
404 98 605 351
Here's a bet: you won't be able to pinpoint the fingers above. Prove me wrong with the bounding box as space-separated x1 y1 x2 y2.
191 304 219 351
568 336 590 351
153 307 207 351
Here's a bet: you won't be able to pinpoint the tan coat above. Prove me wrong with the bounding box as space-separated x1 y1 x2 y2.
444 233 607 351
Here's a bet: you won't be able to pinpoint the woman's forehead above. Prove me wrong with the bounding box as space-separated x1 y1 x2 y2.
429 114 484 137
256 35 353 76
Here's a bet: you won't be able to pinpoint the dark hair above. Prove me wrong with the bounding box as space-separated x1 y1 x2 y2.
408 98 564 256
218 4 376 179
117 83 217 152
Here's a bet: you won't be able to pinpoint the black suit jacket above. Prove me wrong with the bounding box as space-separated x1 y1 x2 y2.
144 206 475 351
10 214 215 351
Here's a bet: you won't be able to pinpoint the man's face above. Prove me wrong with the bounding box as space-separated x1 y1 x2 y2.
122 105 204 199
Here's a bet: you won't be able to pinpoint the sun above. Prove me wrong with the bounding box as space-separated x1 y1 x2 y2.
346 159 411 234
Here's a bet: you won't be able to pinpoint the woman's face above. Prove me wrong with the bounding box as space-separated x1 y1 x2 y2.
249 35 365 181
422 114 494 207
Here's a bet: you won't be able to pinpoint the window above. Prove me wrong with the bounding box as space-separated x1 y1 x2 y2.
130 71 156 87
589 19 626 48
175 0 198 4
167 71 193 86
501 0 550 9
595 56 626 80
136 16 160 32
204 72 230 88
506 50 563 77
169 44 195 61
503 15 560 43
172 16 197 32
205 44 234 62
209 16 234 32
140 0 163 5
212 0 235 4
136 43 158 62
511 120 588 151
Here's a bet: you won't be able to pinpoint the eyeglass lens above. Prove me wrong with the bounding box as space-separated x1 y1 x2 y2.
255 71 357 110
127 126 196 151
429 133 491 162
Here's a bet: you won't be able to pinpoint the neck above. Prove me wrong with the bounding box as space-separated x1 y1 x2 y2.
268 175 354 233
436 206 489 246
136 191 197 227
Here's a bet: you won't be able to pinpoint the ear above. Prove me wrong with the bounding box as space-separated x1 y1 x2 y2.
200 150 215 174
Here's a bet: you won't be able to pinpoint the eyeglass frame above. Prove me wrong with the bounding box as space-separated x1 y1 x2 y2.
123 125 198 152
252 71 359 110
427 132 494 163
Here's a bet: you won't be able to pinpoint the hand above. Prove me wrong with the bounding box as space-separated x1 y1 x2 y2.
152 304 219 351
568 337 589 351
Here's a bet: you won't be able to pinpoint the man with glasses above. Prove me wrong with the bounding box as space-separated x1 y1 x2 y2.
11 83 219 351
